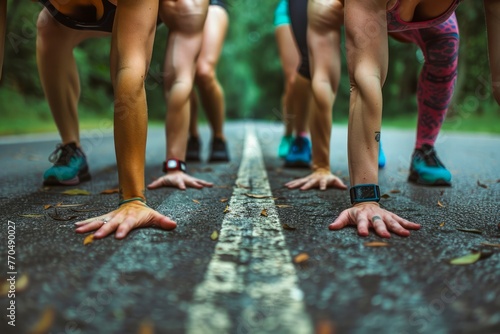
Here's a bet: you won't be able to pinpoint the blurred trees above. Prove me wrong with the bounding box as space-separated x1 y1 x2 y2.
0 0 497 126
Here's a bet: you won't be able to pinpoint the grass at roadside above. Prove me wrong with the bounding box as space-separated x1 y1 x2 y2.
1 111 500 136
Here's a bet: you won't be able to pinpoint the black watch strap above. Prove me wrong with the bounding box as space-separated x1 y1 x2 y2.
350 184 381 204
163 159 187 173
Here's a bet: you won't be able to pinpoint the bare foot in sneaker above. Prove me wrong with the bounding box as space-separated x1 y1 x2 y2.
75 201 177 240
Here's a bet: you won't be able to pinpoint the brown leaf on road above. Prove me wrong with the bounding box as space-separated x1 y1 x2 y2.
100 188 119 194
260 209 268 217
456 228 482 234
364 241 389 247
276 204 292 208
138 319 155 334
62 189 91 196
44 204 52 210
29 306 55 334
316 318 336 334
245 193 272 199
480 242 500 248
83 234 95 245
236 183 250 189
389 189 401 194
18 214 44 218
294 253 310 264
282 224 296 231
381 194 390 199
439 222 445 227
16 274 29 293
437 201 445 208
220 198 229 203
223 205 230 214
192 199 200 204
210 231 219 241
477 180 488 189
56 203 84 208
1 274 29 296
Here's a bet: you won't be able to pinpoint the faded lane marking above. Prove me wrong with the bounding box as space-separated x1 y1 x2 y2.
187 125 312 334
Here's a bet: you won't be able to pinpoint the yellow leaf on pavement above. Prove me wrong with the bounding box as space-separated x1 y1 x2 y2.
450 252 481 265
364 241 389 247
62 189 91 196
83 234 95 245
223 205 230 214
29 306 55 334
260 209 268 217
138 319 154 334
294 253 309 264
210 231 219 241
100 188 119 194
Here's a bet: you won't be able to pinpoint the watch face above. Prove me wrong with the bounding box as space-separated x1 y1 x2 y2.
167 160 178 169
355 186 377 199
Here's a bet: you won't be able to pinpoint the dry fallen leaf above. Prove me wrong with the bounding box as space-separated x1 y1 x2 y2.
276 204 292 208
245 193 272 199
192 199 200 204
294 253 310 264
236 183 250 189
439 222 445 227
456 228 482 234
223 205 230 214
56 203 84 208
83 234 95 245
381 194 390 199
437 201 445 208
210 231 219 241
62 189 91 196
389 189 401 194
316 318 336 334
480 242 500 248
138 319 154 334
100 188 120 194
16 274 29 292
44 204 52 210
477 180 488 189
364 241 389 247
282 224 296 231
260 209 268 217
29 306 55 334
18 214 44 218
220 198 229 203
449 252 481 265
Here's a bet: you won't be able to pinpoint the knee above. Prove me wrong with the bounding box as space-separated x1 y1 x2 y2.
36 10 60 45
195 61 216 87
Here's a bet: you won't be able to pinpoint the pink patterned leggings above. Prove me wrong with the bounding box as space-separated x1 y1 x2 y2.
390 13 459 149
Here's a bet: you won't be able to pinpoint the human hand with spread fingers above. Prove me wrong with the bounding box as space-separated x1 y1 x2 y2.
285 168 347 191
329 202 421 238
75 200 177 240
147 170 213 190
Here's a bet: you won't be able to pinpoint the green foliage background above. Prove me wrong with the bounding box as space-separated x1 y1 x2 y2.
1 0 499 134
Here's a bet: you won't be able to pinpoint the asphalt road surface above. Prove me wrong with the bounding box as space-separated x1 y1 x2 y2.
0 121 499 334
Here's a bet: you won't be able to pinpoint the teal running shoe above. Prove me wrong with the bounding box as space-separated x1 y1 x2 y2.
378 141 386 169
408 144 451 186
278 135 294 159
284 136 312 168
43 143 91 186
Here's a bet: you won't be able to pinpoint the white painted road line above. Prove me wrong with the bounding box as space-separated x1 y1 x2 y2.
187 125 312 334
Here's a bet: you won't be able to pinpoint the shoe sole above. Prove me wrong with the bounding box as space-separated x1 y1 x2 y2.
284 160 311 168
408 172 451 186
43 172 91 186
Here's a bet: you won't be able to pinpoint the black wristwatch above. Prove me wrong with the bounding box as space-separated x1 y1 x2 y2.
349 184 381 204
163 159 187 173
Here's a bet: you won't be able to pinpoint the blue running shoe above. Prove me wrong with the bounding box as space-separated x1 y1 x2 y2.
278 135 294 159
408 144 451 186
43 143 91 186
284 136 312 168
378 141 386 169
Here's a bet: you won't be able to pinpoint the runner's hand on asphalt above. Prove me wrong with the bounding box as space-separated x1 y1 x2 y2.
285 169 347 191
147 171 213 190
75 201 177 239
329 202 421 238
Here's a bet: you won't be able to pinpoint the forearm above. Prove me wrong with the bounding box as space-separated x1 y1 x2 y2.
0 0 6 80
484 0 500 104
111 0 158 201
344 0 388 186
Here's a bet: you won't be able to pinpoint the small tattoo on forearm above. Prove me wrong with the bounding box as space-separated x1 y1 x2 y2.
375 131 381 142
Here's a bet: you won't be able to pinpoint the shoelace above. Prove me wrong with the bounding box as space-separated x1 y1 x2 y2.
48 144 75 165
418 145 444 167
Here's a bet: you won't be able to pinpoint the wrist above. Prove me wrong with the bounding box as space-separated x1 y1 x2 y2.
349 184 380 205
163 159 187 173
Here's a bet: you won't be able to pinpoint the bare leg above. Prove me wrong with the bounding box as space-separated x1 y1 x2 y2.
36 8 108 146
0 0 6 79
189 91 200 139
275 24 300 136
194 5 229 140
484 0 500 104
